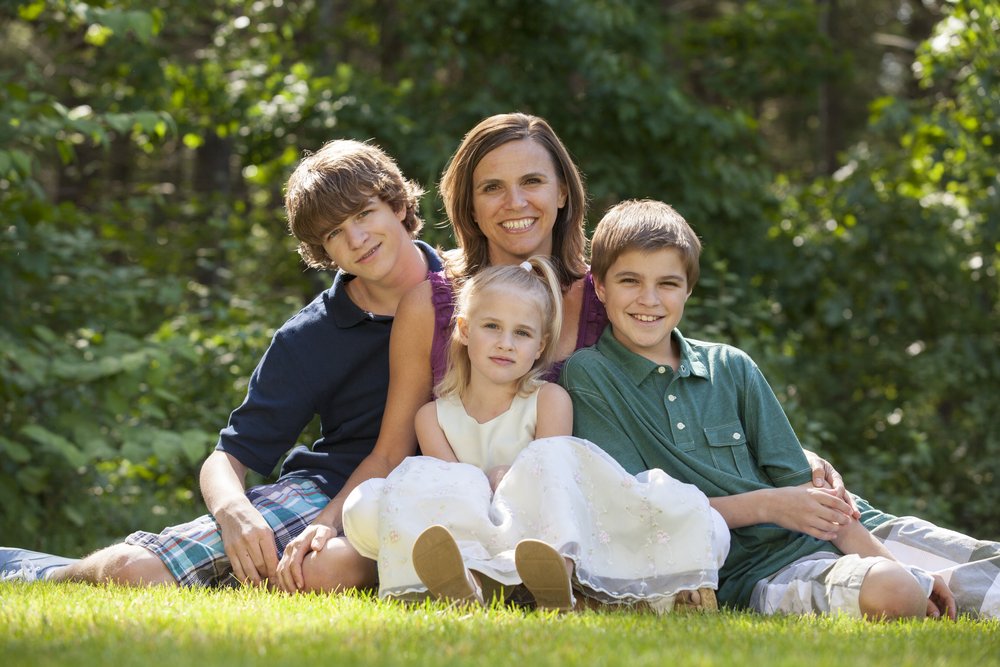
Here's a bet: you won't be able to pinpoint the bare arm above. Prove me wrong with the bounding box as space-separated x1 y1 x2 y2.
276 282 436 591
832 517 894 558
200 450 279 586
533 382 573 439
415 401 459 462
708 484 856 541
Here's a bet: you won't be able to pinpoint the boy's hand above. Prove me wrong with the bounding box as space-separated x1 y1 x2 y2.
926 573 957 620
215 501 279 587
804 450 860 519
772 486 856 541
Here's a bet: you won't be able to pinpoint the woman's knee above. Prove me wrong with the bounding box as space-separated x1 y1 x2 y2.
300 536 376 593
859 560 927 620
341 480 384 560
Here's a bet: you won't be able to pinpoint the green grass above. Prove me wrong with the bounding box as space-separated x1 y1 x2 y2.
2 583 998 667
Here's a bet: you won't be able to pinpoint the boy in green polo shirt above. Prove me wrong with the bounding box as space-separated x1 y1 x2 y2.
561 198 955 619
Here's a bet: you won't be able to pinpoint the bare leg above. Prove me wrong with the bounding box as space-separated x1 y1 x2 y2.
51 543 176 586
299 535 377 593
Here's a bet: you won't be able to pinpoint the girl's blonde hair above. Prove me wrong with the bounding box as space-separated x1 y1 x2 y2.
435 256 563 399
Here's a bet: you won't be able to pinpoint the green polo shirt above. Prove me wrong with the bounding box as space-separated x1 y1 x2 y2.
561 327 838 608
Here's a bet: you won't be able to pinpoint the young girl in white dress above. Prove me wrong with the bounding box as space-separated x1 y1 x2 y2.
342 257 729 610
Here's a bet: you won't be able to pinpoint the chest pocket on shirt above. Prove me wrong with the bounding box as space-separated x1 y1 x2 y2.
705 423 754 478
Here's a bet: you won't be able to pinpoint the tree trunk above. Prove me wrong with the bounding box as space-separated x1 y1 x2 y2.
817 0 841 176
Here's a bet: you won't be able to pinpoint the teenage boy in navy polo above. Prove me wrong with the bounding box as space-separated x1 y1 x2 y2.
561 199 957 619
1 140 441 592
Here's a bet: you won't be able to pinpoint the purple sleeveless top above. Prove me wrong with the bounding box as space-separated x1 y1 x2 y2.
429 269 608 388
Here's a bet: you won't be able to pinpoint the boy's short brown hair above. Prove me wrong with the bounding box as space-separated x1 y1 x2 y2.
590 199 702 289
285 139 425 270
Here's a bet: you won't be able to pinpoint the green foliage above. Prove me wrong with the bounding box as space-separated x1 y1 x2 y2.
0 184 282 551
1 0 997 551
1 0 778 553
2 584 998 667
762 0 1000 536
0 1 305 552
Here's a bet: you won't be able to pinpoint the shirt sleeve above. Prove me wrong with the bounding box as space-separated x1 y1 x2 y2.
215 331 316 476
560 355 648 476
739 355 813 487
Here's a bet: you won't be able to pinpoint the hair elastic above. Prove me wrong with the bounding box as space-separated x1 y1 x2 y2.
520 260 533 272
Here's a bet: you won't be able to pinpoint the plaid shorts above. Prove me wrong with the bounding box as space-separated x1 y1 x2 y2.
125 477 329 587
748 552 935 618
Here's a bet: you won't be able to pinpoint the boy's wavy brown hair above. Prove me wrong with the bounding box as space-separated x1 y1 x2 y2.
285 139 424 270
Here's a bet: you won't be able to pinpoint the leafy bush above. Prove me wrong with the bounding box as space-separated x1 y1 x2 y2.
2 0 997 552
761 0 1000 536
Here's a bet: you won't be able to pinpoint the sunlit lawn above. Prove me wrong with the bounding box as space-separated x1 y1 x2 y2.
2 582 998 667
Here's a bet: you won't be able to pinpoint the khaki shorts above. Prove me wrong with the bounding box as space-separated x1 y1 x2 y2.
749 552 934 617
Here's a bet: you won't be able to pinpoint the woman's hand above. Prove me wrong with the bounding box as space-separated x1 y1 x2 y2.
275 522 336 593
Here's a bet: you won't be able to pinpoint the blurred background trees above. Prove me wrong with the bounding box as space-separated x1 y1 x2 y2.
1 0 997 553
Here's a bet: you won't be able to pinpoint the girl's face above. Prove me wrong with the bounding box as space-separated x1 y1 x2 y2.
457 286 547 389
471 139 568 266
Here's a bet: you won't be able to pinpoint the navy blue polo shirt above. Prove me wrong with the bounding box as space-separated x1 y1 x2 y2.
216 240 441 498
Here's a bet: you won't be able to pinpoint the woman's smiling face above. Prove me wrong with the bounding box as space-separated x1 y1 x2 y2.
471 138 567 266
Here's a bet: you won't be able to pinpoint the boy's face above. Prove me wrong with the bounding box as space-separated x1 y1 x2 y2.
594 247 691 365
322 197 408 281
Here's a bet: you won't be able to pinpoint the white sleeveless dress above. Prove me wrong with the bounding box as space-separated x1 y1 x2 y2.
343 389 729 604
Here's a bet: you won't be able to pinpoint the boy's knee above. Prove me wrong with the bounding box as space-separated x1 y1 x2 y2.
299 537 376 593
859 560 927 620
71 544 175 586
